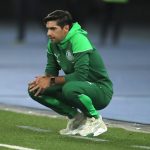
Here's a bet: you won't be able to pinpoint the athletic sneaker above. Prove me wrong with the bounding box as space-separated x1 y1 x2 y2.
59 112 86 135
77 116 107 137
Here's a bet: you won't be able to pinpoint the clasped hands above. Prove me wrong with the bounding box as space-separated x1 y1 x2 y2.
28 76 51 96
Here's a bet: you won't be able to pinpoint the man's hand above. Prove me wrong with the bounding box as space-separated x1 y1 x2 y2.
28 76 50 96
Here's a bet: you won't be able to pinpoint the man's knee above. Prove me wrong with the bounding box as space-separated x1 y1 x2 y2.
62 82 79 99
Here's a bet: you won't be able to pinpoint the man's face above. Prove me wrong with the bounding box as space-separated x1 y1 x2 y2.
46 21 69 43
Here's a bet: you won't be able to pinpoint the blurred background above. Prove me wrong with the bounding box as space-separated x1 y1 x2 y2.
0 0 150 124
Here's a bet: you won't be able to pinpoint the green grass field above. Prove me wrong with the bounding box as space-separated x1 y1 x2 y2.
0 110 150 150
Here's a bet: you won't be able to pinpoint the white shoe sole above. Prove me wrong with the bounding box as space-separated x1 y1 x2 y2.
93 127 107 136
78 125 107 137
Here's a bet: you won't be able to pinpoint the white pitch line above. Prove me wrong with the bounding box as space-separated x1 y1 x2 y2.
68 135 109 142
0 144 38 150
17 125 51 133
131 145 150 150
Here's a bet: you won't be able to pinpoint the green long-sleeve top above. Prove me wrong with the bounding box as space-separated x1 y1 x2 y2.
45 22 113 94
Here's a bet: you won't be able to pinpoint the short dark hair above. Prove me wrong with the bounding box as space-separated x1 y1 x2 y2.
43 10 73 29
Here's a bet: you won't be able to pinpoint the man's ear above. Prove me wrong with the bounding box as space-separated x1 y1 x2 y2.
64 25 70 32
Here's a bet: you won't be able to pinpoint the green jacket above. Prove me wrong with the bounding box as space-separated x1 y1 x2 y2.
45 23 113 95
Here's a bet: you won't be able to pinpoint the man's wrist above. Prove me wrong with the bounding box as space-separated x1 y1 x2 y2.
50 77 55 85
50 76 65 85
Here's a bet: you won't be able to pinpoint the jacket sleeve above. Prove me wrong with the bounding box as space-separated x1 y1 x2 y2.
45 53 61 76
64 51 92 81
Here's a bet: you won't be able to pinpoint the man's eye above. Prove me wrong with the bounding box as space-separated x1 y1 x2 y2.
51 27 56 30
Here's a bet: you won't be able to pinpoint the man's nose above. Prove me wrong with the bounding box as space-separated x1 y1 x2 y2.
47 30 51 36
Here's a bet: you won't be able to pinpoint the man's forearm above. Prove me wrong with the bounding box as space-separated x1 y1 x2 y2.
55 76 65 84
